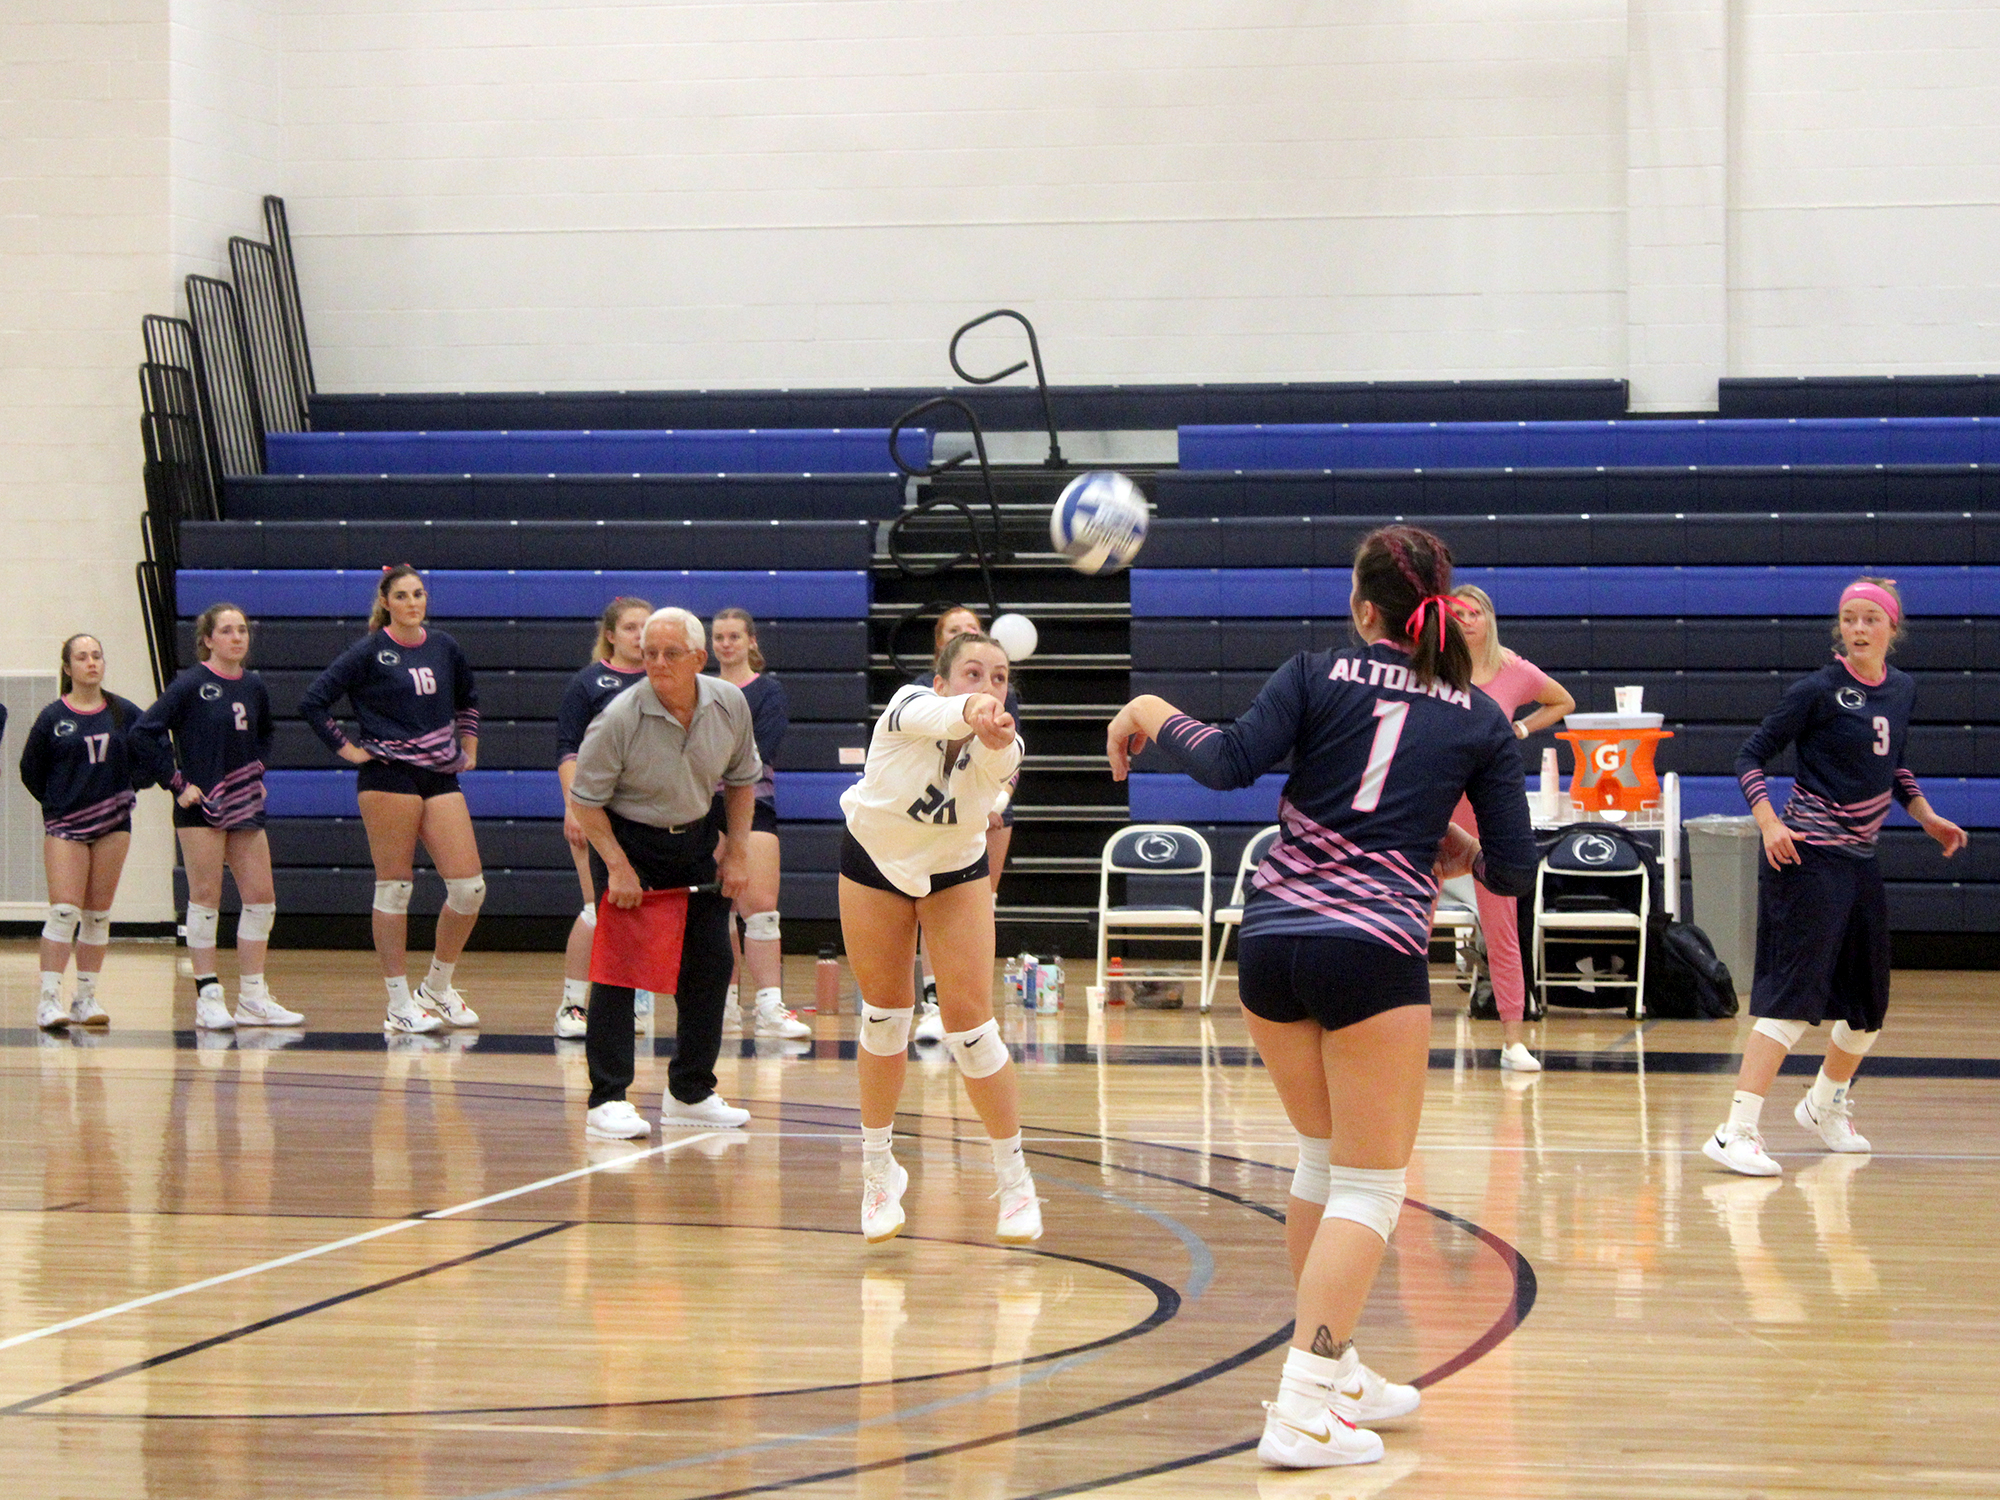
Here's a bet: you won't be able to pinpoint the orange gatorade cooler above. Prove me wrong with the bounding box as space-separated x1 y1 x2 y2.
1556 712 1674 814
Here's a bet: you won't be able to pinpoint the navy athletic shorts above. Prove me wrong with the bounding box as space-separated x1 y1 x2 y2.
1749 842 1890 1031
838 828 988 899
1238 931 1433 1031
356 761 462 799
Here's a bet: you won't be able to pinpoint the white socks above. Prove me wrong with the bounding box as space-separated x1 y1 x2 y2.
990 1130 1027 1184
1808 1070 1850 1112
562 977 589 1006
385 976 414 1010
1728 1090 1765 1129
239 974 268 1001
39 971 61 999
862 1123 894 1162
1274 1345 1356 1423
423 958 455 996
755 986 784 1011
74 973 98 1003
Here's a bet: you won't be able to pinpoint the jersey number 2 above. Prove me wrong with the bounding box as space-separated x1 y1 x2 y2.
1352 701 1409 813
233 702 249 732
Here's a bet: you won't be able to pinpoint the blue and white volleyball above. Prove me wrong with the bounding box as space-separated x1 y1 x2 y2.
1049 471 1149 575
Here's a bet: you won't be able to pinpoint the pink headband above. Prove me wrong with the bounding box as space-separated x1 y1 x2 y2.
1839 581 1900 625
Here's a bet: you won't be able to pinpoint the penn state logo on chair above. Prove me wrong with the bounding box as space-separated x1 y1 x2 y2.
1551 830 1639 871
1135 832 1182 865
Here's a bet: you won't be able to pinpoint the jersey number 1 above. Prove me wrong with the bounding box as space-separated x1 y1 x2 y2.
1352 700 1409 813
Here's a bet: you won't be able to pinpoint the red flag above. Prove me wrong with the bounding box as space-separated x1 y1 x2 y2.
589 888 689 992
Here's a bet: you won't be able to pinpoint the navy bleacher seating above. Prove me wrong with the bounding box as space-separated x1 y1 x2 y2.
223 474 908 523
264 428 931 475
1151 467 2000 518
1720 376 2000 419
181 519 875 571
177 569 871 619
306 380 1629 434
1178 418 2000 471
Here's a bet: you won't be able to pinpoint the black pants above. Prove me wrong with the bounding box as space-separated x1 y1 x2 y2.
585 811 733 1109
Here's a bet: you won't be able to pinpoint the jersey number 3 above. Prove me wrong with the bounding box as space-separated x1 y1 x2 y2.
1872 715 1889 756
906 783 959 826
1352 700 1410 813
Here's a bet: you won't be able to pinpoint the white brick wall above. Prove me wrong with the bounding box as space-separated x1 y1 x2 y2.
0 1 178 920
170 0 285 282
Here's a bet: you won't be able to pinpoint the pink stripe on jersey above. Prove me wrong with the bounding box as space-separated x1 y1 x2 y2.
45 790 136 841
1246 797 1438 954
361 723 464 770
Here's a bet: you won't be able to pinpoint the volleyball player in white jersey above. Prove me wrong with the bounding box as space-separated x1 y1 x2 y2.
840 631 1040 1244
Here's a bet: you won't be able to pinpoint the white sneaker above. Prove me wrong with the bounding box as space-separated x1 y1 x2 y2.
234 993 303 1026
861 1155 909 1242
36 996 68 1030
195 992 235 1030
585 1100 652 1139
914 997 946 1044
1498 1042 1541 1073
1332 1358 1421 1425
659 1093 750 1129
70 994 109 1027
554 1003 588 1039
1795 1093 1872 1154
385 1001 443 1035
1257 1404 1384 1468
635 990 654 1029
752 994 811 1039
995 1169 1044 1244
416 983 478 1027
1704 1121 1781 1177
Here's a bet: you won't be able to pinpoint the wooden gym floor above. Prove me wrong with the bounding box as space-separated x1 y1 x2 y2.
4 940 1997 1499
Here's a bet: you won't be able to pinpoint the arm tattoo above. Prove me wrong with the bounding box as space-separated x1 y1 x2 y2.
1310 1325 1352 1360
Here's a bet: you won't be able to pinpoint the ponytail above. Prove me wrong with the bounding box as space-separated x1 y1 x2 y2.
1352 525 1473 693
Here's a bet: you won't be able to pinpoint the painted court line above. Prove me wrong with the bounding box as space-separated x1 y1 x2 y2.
0 1130 727 1354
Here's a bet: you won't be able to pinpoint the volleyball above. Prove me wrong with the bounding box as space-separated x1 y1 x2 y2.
1049 471 1149 575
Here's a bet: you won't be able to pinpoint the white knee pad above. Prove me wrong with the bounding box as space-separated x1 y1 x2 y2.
579 901 597 928
945 1017 1009 1079
237 902 276 944
1321 1165 1407 1244
1753 1017 1808 1049
443 874 487 916
42 903 81 945
185 903 220 949
1291 1134 1332 1206
1830 1021 1880 1055
742 909 781 942
859 1002 913 1056
78 910 111 947
373 880 414 915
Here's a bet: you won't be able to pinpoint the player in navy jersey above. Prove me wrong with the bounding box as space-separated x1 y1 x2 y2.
710 607 809 1041
911 604 1024 1041
1107 525 1538 1470
20 634 166 1030
1704 578 1967 1177
133 603 302 1032
552 596 651 1039
297 565 486 1036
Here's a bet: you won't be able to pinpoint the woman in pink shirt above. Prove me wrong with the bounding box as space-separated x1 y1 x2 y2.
1450 585 1576 1071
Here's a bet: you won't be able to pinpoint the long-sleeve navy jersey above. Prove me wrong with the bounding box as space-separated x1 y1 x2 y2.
1149 643 1538 956
1735 660 1924 858
131 663 274 828
556 661 646 763
298 628 479 770
19 694 163 839
738 673 788 805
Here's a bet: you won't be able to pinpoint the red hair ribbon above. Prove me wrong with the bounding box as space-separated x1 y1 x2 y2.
1405 594 1472 650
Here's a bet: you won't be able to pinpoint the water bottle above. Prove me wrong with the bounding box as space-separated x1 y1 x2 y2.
1022 956 1039 1011
1003 955 1021 1006
1037 958 1062 1013
815 945 839 1015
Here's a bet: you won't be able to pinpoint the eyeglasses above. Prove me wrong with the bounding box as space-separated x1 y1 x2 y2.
647 648 695 665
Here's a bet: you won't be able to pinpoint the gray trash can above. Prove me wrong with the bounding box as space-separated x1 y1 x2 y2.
1685 815 1761 996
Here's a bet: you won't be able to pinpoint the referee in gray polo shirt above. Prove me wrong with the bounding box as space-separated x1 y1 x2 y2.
569 607 761 1137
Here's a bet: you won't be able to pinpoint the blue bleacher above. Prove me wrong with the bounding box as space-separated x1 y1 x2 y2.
223 474 907 522
306 380 1630 433
1179 417 2000 471
180 519 875 570
264 427 931 475
261 768 857 822
176 569 870 619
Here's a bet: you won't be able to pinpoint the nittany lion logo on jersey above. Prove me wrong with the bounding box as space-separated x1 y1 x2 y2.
52 720 76 738
597 674 622 691
377 649 401 666
1570 833 1620 867
199 682 223 701
1836 686 1868 711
